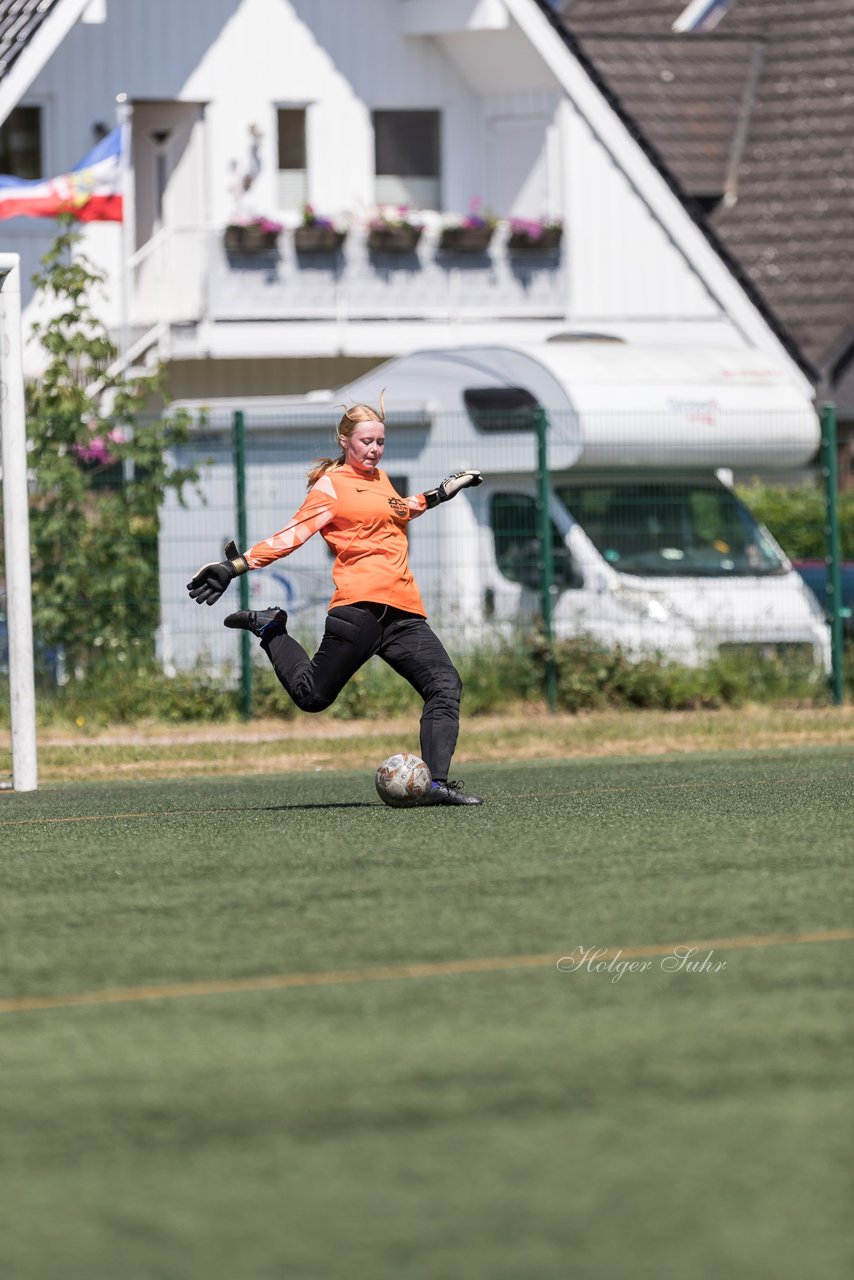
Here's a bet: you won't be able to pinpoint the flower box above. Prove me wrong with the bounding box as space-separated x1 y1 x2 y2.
507 223 563 253
224 221 282 255
367 224 423 254
294 225 347 254
438 224 494 254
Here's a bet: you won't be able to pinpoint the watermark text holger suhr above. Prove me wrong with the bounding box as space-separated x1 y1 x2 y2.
556 946 727 983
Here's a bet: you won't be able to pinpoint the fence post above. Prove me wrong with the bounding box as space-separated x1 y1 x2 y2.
820 403 846 705
535 407 557 712
232 409 253 719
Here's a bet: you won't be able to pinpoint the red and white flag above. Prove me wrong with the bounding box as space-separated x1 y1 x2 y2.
0 127 123 222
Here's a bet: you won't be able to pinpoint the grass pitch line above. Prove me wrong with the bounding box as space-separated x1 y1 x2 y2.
1 928 852 1017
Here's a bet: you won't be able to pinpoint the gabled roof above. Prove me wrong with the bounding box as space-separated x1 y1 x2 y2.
558 35 759 202
0 0 94 128
527 0 816 385
558 0 854 383
0 0 63 79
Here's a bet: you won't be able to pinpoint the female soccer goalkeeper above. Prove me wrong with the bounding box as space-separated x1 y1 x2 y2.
187 400 483 806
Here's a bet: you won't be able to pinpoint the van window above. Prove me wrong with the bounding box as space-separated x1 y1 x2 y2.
491 493 582 590
556 479 785 578
464 387 540 433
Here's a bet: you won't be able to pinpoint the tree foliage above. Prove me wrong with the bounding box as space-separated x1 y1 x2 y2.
24 219 198 677
737 481 854 561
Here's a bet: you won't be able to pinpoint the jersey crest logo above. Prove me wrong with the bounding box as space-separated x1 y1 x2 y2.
387 496 408 520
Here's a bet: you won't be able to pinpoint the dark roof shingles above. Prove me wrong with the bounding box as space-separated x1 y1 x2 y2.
0 0 64 80
560 0 854 372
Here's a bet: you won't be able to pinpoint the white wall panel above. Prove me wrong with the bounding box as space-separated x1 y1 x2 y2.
22 0 481 223
7 0 764 367
438 22 560 93
565 106 721 323
483 90 561 220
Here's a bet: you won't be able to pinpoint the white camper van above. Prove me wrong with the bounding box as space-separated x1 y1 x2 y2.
332 342 830 668
162 341 829 671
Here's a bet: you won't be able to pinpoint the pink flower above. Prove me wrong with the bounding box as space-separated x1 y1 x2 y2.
228 215 283 233
74 426 124 466
509 216 563 239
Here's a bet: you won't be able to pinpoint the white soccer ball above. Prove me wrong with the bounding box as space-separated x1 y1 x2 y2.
375 752 433 808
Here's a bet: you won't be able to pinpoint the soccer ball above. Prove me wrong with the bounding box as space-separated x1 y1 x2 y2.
375 752 432 808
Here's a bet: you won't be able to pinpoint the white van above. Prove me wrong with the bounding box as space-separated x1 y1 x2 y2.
337 342 830 668
161 339 830 671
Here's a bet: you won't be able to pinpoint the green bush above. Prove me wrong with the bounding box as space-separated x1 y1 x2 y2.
455 643 541 714
32 657 242 727
17 632 837 730
533 634 827 713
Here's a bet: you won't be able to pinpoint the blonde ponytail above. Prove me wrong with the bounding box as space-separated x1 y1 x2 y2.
306 453 345 487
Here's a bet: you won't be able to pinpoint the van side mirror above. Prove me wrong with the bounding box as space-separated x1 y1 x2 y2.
506 541 582 591
554 545 584 591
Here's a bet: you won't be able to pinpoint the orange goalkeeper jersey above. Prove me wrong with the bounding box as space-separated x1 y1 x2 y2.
244 465 429 616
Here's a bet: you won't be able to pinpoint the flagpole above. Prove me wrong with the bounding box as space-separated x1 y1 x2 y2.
116 91 133 364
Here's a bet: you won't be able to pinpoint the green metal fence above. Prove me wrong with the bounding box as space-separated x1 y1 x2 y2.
1 400 851 761
163 405 844 698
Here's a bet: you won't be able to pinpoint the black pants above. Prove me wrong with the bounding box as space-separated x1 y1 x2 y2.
261 603 462 780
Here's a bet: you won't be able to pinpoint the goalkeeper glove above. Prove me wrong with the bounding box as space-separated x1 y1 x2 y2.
187 540 249 606
423 469 483 509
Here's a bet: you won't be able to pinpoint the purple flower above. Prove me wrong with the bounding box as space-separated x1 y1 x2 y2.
460 196 496 230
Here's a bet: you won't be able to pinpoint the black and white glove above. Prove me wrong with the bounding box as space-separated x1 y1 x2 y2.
187 540 249 606
423 469 483 509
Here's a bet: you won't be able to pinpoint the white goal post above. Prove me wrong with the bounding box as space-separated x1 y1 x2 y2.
0 253 37 791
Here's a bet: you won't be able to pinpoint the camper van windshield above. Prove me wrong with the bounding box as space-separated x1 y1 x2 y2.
556 479 786 578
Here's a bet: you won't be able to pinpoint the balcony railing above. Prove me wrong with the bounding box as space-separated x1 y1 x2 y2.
130 221 568 331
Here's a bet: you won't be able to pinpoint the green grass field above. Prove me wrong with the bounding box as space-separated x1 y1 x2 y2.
1 747 852 1280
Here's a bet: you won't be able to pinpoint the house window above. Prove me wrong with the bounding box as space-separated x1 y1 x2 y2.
373 109 440 210
277 107 307 209
0 106 42 178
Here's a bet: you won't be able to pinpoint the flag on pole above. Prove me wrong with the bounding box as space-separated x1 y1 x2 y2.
672 0 733 34
0 127 123 222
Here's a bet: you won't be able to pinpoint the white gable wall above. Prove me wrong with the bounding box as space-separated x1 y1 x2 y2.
5 0 807 388
24 0 483 221
563 103 720 323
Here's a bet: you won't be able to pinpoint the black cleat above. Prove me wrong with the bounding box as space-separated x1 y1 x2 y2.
224 607 288 639
423 780 483 806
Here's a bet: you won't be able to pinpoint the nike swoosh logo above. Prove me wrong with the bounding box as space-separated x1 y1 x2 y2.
355 487 373 492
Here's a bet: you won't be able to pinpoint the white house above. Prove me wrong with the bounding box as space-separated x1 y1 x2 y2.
0 0 815 402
